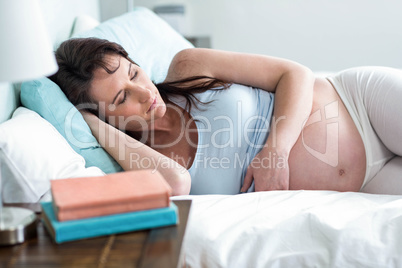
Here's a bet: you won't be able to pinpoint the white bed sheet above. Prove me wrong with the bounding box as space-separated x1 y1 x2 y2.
173 191 402 267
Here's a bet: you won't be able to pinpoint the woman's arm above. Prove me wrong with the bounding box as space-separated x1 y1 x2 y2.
167 48 315 191
81 112 191 196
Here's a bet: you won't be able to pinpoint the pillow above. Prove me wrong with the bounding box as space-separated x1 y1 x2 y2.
0 107 105 203
73 7 194 83
70 15 100 37
21 7 193 174
20 77 123 174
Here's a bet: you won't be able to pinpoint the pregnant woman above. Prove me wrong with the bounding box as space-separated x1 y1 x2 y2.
49 38 401 195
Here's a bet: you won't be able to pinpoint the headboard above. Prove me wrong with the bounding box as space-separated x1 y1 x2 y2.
0 0 100 124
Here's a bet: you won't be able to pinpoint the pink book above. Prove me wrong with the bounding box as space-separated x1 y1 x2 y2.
51 170 172 221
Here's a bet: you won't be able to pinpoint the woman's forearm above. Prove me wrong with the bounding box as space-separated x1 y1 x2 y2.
83 113 191 195
266 65 315 155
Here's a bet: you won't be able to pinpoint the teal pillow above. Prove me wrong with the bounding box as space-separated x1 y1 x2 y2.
20 77 123 174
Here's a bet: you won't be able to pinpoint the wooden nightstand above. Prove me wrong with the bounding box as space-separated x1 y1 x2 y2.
0 200 191 268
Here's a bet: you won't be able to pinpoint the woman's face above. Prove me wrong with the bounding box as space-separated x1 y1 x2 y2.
89 54 166 132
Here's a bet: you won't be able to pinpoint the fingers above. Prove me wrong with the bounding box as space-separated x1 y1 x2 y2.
241 169 253 193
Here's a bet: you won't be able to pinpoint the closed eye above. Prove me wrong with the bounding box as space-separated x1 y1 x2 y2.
119 90 127 104
130 70 138 80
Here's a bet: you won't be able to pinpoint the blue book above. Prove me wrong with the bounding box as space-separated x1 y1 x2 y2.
41 201 178 243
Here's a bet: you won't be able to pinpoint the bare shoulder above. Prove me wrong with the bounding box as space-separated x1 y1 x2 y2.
164 48 214 83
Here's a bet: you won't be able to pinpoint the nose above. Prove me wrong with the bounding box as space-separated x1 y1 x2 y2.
134 85 152 103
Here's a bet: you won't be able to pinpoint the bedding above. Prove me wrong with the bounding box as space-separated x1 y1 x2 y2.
20 77 123 174
70 15 100 37
175 191 402 267
74 7 194 84
0 107 104 203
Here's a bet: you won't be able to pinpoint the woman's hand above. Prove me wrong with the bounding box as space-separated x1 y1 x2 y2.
241 146 290 192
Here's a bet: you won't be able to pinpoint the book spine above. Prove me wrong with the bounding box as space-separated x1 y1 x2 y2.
56 194 170 221
40 202 178 243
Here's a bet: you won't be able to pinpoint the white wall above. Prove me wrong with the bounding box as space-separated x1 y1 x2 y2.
99 0 130 21
39 0 100 49
106 0 402 72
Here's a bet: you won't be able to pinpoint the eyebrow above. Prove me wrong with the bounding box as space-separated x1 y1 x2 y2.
111 63 132 105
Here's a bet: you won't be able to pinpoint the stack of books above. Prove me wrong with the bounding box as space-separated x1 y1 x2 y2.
41 170 178 244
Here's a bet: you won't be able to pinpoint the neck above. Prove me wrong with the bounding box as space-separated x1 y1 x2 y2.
153 104 184 132
128 103 186 145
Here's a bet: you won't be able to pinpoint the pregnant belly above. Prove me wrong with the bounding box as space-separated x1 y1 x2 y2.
288 77 366 191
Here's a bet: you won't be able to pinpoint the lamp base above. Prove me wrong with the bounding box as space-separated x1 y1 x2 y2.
0 207 37 246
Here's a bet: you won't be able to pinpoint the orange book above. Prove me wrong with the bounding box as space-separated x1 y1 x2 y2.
50 170 172 221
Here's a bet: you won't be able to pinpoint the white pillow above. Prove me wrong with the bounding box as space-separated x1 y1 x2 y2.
0 107 104 203
69 15 100 37
74 7 194 83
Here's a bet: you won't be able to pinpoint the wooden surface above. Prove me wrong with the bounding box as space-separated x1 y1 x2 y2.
0 200 191 268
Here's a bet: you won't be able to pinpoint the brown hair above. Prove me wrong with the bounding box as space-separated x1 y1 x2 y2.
49 37 229 114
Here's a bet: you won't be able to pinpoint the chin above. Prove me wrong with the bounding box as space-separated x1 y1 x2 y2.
155 103 167 117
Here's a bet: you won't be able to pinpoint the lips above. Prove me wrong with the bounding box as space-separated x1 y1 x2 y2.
147 97 157 112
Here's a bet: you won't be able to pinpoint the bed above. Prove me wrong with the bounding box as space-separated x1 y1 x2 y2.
1 1 402 267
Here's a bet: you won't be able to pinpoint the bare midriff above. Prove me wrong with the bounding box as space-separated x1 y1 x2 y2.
288 77 366 191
